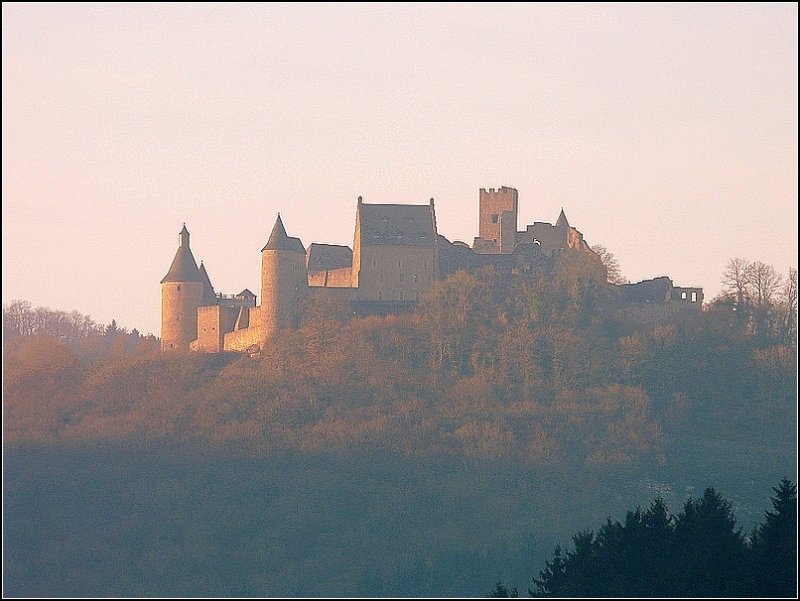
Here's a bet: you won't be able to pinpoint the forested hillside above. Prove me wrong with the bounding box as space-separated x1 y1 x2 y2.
4 258 796 462
3 258 796 596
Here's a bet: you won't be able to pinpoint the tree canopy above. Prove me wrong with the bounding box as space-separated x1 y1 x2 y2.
518 481 797 598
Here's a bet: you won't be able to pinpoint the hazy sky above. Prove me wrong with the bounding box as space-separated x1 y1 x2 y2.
3 3 797 336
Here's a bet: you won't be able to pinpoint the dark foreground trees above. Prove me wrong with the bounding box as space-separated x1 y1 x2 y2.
501 480 796 598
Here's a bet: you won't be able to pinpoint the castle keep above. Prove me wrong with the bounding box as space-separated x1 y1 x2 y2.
161 187 703 352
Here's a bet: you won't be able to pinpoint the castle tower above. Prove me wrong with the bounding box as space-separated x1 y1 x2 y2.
479 186 518 253
160 224 204 352
260 214 307 347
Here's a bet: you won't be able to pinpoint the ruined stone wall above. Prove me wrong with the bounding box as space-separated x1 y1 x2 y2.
500 210 517 253
260 249 308 346
161 281 204 352
672 286 704 307
517 222 568 251
355 245 436 301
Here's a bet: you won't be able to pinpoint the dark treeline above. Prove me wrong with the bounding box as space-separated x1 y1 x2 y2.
491 479 796 598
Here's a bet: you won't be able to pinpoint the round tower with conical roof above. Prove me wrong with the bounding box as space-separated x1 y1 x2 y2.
161 224 204 352
260 214 307 348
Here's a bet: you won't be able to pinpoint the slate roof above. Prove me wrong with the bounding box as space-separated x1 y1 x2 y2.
357 203 436 247
307 243 353 271
261 214 306 253
161 227 203 283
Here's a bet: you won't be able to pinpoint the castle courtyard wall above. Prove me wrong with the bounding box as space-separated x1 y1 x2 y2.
223 324 262 352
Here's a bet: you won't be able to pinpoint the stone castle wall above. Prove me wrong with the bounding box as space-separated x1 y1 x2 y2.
355 245 437 302
194 305 239 353
223 324 262 352
308 267 354 288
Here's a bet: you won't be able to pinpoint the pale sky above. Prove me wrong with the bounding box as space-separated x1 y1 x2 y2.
3 3 797 336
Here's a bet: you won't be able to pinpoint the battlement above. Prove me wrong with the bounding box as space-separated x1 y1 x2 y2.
480 186 517 196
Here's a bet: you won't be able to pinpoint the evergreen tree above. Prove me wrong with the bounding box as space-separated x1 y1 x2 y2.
488 581 519 598
751 478 797 597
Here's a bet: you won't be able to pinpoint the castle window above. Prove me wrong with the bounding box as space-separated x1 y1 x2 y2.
399 273 404 282
491 214 499 223
176 285 181 291
399 291 404 300
378 291 383 300
372 259 376 267
176 315 180 321
423 260 427 268
397 260 401 267
414 274 418 282
691 292 697 303
681 292 687 300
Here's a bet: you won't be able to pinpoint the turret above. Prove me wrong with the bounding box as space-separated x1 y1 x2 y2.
198 261 217 305
260 214 307 347
556 208 570 229
160 224 204 352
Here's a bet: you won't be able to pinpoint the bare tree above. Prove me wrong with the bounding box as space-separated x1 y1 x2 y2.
721 257 752 307
778 267 797 348
590 244 627 285
749 262 783 338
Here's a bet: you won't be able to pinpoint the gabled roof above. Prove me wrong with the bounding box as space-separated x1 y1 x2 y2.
237 289 256 299
261 214 306 253
307 243 353 271
161 225 203 283
556 208 570 228
357 202 436 247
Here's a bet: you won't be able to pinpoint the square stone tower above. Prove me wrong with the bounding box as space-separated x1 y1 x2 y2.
478 186 518 253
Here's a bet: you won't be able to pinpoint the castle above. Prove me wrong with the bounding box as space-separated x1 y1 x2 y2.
161 186 703 353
